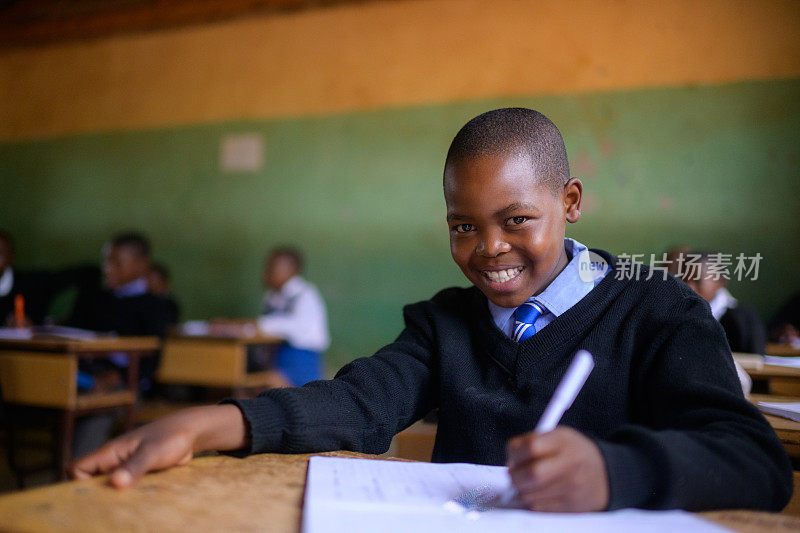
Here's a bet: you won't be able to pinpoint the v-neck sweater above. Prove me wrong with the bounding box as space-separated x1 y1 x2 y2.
224 249 792 511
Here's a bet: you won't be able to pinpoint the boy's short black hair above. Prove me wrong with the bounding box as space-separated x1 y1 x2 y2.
268 246 304 273
444 108 571 192
111 232 151 259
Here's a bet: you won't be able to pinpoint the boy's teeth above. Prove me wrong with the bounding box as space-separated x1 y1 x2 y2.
483 267 523 283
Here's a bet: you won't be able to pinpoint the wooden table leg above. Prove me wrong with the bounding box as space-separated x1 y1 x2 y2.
58 409 75 480
123 351 141 431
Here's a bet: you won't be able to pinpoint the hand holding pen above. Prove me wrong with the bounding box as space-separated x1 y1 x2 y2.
504 350 609 512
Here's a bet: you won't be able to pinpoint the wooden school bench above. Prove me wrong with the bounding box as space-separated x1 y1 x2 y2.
156 332 283 398
0 451 798 532
0 336 159 480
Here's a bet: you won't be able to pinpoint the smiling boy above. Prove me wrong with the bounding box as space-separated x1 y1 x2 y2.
72 109 791 512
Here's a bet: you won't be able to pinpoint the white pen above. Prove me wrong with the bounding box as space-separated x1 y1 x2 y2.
495 349 595 507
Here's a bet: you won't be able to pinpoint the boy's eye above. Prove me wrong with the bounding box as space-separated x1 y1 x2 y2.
454 224 474 233
506 216 528 226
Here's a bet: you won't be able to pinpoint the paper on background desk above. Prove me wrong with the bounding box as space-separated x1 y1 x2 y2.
764 356 800 368
302 456 729 533
758 401 800 422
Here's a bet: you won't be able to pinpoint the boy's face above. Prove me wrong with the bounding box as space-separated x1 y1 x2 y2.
444 153 581 308
263 254 298 290
103 244 149 289
685 261 725 303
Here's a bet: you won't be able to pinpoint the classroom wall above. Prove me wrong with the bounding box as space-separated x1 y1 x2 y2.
1 0 799 372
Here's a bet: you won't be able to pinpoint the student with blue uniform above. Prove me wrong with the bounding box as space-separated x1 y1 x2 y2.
72 109 792 513
255 247 328 386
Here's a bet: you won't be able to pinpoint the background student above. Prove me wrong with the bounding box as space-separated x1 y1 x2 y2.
683 250 768 355
148 262 180 325
769 292 800 348
68 231 177 399
213 247 329 387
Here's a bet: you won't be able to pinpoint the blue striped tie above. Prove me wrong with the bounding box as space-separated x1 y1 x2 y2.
513 299 546 342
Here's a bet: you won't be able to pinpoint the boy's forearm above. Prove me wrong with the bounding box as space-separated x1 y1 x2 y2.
181 404 249 453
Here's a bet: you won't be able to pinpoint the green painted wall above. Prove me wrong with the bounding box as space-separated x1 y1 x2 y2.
1 79 799 372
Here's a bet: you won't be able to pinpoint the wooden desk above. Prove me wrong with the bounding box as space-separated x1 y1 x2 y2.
769 344 800 357
749 394 800 459
157 334 282 396
738 359 800 396
0 451 797 532
0 336 160 477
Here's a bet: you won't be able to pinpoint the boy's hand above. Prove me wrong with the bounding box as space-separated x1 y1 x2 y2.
506 426 609 512
70 405 247 488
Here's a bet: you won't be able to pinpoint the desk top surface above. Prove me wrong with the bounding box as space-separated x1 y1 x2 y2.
0 451 797 533
166 334 282 345
745 364 800 379
0 336 160 353
768 344 800 357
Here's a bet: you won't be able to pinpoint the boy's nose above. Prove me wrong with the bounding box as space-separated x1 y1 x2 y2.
475 232 511 257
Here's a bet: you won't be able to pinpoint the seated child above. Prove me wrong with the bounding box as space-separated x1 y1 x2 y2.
69 232 175 338
683 251 768 355
255 247 329 386
69 232 177 391
147 262 181 325
211 247 329 386
770 292 800 348
72 109 792 513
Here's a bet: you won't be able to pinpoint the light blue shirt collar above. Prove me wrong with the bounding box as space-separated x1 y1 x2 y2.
114 277 148 298
487 238 607 336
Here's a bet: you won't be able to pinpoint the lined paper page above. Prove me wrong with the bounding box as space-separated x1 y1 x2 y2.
302 456 729 533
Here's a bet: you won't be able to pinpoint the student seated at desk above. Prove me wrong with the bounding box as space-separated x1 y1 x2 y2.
73 109 792 513
683 251 768 355
147 262 181 325
69 232 177 391
255 247 328 386
211 247 329 386
770 292 800 348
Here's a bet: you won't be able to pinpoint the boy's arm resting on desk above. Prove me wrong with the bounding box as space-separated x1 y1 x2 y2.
71 301 436 486
595 299 792 512
224 302 438 455
70 404 248 487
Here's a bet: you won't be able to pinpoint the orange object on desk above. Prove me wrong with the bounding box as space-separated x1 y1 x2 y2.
14 294 24 324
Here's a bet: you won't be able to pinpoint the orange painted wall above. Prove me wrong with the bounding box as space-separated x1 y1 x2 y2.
1 0 799 141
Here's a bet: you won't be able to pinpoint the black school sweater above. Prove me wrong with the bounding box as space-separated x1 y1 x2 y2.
719 304 767 354
225 250 792 511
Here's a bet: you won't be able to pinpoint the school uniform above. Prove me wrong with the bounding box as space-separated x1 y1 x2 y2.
769 291 800 341
223 242 792 512
69 276 177 390
257 275 329 386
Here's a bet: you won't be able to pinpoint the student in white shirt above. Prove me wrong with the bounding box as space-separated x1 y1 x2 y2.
256 247 329 386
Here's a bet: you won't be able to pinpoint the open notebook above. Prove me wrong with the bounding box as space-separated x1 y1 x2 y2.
302 456 729 533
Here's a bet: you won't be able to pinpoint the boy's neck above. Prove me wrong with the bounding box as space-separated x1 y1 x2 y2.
532 245 570 298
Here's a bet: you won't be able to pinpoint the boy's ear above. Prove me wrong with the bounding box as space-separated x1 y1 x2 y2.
563 178 583 223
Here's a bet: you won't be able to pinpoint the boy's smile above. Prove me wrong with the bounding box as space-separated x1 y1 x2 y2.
444 152 582 308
